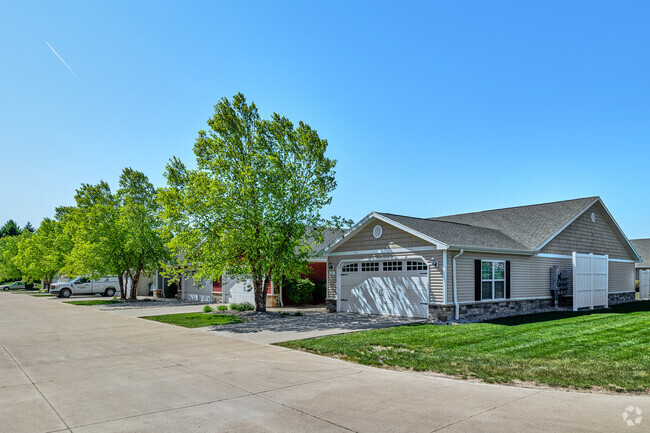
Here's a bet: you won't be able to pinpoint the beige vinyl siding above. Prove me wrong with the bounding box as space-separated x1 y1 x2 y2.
609 261 635 292
541 202 636 260
448 252 572 303
332 218 432 253
327 249 446 304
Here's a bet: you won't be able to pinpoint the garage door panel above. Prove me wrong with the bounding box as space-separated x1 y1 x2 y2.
339 261 428 319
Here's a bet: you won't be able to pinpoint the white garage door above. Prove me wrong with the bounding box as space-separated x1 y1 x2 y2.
339 259 429 318
572 252 608 311
223 277 255 304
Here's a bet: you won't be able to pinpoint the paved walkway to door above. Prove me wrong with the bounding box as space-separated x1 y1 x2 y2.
0 292 646 433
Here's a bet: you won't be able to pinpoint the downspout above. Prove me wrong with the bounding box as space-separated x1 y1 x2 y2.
452 249 464 320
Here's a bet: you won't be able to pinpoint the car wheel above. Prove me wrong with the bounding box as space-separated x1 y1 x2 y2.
60 288 71 298
2 287 8 291
104 288 116 297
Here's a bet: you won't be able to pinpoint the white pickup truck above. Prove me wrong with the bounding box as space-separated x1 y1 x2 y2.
50 277 119 298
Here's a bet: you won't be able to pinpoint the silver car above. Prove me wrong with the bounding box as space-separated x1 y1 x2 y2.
1 281 33 291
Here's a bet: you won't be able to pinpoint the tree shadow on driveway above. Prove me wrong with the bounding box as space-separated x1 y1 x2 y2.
206 312 424 335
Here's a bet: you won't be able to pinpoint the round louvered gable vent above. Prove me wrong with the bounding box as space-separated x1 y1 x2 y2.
373 225 383 239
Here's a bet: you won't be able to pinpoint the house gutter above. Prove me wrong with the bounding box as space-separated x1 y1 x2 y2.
452 249 464 320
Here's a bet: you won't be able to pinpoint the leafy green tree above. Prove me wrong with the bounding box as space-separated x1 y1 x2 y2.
23 222 35 233
64 169 168 299
0 220 22 238
14 218 71 291
158 93 338 312
63 181 127 293
0 235 23 281
117 167 169 299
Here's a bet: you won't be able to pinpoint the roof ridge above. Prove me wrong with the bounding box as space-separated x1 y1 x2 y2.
378 212 528 249
429 196 599 219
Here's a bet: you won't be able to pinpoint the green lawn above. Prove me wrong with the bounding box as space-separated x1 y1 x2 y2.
31 294 54 297
141 312 244 328
65 300 122 306
279 301 650 393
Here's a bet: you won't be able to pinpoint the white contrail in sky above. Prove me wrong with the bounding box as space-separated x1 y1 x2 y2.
45 41 78 78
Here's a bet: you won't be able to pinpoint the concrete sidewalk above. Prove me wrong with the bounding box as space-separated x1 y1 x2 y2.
0 292 646 432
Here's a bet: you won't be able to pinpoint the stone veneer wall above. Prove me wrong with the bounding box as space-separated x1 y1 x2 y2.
429 299 556 322
328 293 638 322
608 291 635 305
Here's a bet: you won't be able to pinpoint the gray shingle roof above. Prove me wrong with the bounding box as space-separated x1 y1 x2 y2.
305 227 346 256
429 197 598 251
630 239 650 268
377 213 529 251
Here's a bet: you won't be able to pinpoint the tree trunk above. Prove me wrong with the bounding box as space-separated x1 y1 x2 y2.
254 276 267 312
129 269 141 300
118 275 126 300
43 278 51 293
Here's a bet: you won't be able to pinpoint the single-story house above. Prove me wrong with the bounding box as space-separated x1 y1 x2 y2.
179 228 345 305
324 197 641 321
629 239 650 281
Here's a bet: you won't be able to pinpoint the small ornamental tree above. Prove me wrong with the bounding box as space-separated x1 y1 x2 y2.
158 93 339 312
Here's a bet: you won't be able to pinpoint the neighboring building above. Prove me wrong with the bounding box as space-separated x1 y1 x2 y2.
325 197 640 321
629 239 650 281
180 228 346 306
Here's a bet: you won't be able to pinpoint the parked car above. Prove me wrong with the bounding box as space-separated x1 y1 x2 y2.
1 281 34 291
50 276 119 298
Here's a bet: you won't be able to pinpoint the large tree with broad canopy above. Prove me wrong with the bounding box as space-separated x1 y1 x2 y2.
157 93 340 311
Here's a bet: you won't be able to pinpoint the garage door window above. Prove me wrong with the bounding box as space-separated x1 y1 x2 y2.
383 261 403 271
481 260 505 300
406 261 427 271
361 262 379 272
341 263 358 273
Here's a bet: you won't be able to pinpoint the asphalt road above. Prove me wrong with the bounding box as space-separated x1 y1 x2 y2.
0 293 646 432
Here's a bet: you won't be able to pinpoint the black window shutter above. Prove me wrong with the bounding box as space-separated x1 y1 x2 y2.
505 260 511 299
474 260 481 301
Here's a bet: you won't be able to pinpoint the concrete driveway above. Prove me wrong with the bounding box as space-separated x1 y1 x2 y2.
0 293 646 433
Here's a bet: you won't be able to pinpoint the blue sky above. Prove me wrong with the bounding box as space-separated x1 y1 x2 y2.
1 1 649 238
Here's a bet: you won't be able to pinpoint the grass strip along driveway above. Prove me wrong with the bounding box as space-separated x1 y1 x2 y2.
142 312 244 328
65 300 122 306
280 301 650 393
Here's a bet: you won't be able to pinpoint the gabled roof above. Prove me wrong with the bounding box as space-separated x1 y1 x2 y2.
376 213 529 252
430 196 599 251
630 239 650 268
327 197 640 259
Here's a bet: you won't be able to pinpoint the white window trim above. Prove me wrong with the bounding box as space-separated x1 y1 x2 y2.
481 260 506 301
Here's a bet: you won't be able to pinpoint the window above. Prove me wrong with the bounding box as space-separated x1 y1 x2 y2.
341 263 358 273
481 260 505 300
361 262 379 272
406 260 427 271
383 261 403 271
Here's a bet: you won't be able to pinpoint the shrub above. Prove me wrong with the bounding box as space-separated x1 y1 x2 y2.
285 278 315 305
203 305 213 313
217 305 228 311
294 311 303 316
313 280 326 303
230 302 254 311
